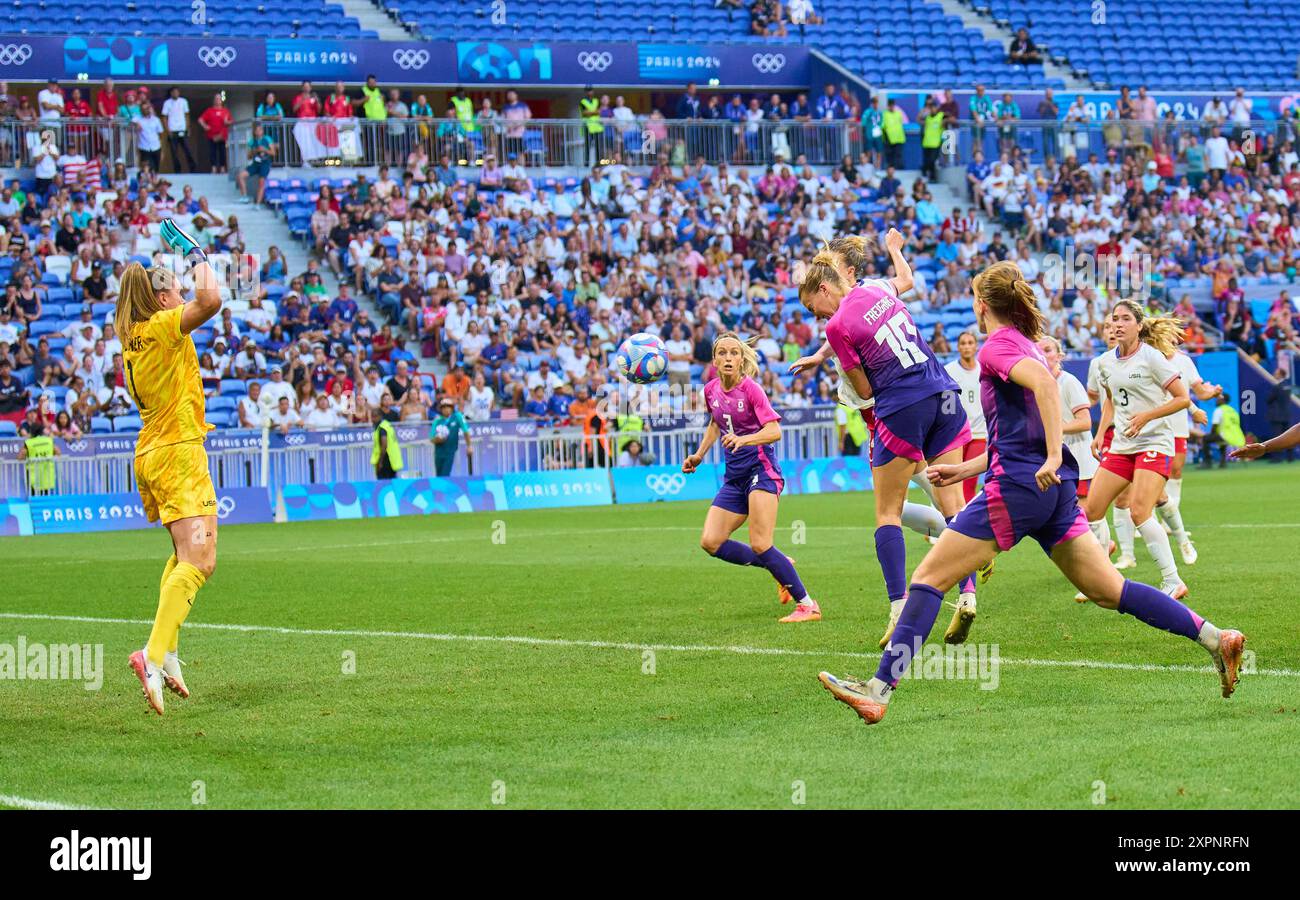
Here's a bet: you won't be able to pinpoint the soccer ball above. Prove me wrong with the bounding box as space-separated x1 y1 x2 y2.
434 425 450 441
615 332 669 384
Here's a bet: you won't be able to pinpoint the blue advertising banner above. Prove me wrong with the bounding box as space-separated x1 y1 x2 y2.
281 476 504 522
501 469 612 510
0 34 811 86
611 463 721 504
18 487 272 536
0 499 33 537
782 456 873 495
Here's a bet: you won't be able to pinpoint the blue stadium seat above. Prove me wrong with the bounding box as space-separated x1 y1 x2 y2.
90 416 113 434
113 415 143 432
0 420 16 436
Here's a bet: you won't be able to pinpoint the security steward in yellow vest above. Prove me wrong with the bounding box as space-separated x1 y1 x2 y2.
580 86 604 166
18 420 59 495
372 412 404 480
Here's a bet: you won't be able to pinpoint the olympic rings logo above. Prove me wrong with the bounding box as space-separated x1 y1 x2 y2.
197 46 237 68
577 51 613 72
284 434 306 446
515 423 536 436
66 440 87 453
751 53 786 73
215 495 237 519
645 472 686 495
0 44 33 66
393 48 430 70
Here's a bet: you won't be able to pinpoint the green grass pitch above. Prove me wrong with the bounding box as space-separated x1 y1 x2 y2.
1 465 1297 809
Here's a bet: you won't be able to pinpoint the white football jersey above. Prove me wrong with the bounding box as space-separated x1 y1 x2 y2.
833 356 873 410
944 358 987 439
1057 370 1098 480
1163 350 1202 440
1086 353 1105 399
1096 342 1181 456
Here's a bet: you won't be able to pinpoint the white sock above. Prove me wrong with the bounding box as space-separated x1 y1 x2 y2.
1166 476 1183 505
1197 620 1221 654
1136 516 1181 583
867 676 894 704
902 501 947 539
1088 516 1111 549
1155 499 1188 544
1113 507 1135 556
909 473 938 506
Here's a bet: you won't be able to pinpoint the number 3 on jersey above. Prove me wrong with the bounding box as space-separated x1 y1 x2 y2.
873 311 927 368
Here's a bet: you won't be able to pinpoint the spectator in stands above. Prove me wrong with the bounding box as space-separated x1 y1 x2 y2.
750 0 786 37
268 395 301 435
0 357 26 426
32 129 59 198
198 93 233 175
134 100 164 174
237 382 264 429
237 122 276 205
786 0 822 32
161 86 195 173
1007 28 1041 65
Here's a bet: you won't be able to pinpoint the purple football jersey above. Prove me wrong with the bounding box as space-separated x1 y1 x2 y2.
704 376 782 484
978 326 1079 484
824 279 958 418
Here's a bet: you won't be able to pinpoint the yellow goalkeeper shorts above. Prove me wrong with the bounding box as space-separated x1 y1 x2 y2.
135 441 218 525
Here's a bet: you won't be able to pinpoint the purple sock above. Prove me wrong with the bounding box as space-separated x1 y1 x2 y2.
874 525 907 601
713 540 760 567
875 582 944 686
756 546 807 601
945 516 978 596
1118 579 1203 641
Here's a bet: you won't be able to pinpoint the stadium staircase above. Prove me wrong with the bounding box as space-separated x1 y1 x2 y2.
341 0 417 40
927 0 1091 90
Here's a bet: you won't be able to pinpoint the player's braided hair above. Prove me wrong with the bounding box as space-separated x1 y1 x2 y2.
1112 298 1183 359
971 260 1046 340
712 330 761 380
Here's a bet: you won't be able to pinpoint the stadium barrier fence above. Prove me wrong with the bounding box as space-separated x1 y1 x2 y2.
0 419 840 499
0 117 140 170
225 116 1296 173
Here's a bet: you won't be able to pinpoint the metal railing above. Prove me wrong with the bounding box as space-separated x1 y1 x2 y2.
226 115 1300 175
0 419 841 501
229 116 871 170
0 117 140 170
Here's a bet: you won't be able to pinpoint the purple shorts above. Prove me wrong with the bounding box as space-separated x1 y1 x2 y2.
948 476 1091 554
872 391 972 467
712 471 785 515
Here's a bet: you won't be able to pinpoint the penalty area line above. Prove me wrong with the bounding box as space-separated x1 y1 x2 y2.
0 611 1296 679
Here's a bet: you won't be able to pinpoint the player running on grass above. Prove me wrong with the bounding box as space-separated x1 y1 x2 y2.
121 220 222 715
684 332 820 623
944 331 988 505
796 231 980 647
817 261 1245 725
1152 346 1222 565
1086 320 1130 564
1085 300 1194 599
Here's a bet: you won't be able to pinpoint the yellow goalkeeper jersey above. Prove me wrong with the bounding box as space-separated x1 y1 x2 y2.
122 304 212 457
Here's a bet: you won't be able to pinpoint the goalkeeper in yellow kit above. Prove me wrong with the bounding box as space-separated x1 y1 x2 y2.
122 219 223 715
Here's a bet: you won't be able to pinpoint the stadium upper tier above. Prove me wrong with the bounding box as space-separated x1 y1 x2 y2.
982 0 1300 90
385 0 1063 88
2 1 372 38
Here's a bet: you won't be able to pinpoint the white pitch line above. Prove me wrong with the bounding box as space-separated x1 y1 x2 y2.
0 611 1295 679
15 521 1294 567
0 793 102 811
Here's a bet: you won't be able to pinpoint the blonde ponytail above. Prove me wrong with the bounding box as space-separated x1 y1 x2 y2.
114 263 166 345
796 248 848 309
827 234 877 279
971 260 1046 340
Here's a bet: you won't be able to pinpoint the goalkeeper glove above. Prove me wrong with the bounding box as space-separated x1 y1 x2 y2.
160 218 207 265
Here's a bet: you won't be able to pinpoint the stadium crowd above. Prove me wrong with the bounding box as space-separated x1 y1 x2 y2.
1 77 1299 446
